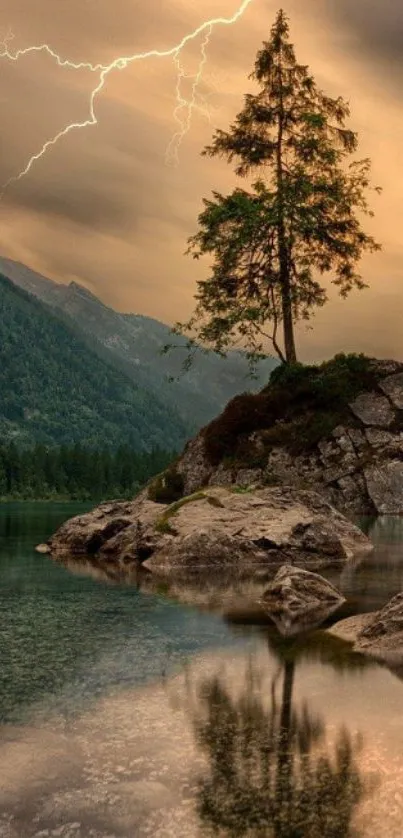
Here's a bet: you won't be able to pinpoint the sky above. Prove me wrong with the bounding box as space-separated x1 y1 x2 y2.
0 0 402 362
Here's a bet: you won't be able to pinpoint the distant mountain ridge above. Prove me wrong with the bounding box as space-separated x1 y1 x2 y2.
0 256 276 431
0 273 188 450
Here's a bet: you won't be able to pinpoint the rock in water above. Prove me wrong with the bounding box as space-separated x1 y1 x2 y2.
261 564 345 636
48 487 372 573
35 543 51 554
354 592 403 661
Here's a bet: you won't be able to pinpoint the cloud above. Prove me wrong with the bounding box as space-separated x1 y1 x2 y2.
326 0 403 68
0 0 403 360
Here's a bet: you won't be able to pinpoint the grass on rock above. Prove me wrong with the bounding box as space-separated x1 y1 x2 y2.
203 354 378 466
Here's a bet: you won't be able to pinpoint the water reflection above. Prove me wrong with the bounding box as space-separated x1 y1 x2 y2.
265 630 376 674
2 505 403 836
362 516 403 543
192 654 368 837
0 505 248 725
57 557 276 621
53 554 147 586
58 515 403 623
55 554 403 691
328 516 403 613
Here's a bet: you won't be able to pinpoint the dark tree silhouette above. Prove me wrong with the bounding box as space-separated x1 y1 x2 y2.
192 656 367 837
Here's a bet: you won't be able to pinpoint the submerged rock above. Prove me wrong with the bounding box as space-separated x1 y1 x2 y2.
47 486 372 574
261 565 345 636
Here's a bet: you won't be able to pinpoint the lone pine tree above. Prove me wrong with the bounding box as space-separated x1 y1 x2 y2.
179 9 381 364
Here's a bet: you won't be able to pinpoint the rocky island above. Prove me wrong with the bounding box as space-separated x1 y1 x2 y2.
47 484 370 572
45 354 403 645
173 354 403 515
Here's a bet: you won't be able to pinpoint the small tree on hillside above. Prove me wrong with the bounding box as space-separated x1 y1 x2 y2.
174 9 381 365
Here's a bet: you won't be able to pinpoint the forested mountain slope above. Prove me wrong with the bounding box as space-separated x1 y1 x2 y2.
0 257 276 428
0 274 189 450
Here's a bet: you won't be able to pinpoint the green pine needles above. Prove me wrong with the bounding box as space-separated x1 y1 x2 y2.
175 9 381 366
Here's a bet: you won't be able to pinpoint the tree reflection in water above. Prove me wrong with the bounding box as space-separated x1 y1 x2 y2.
192 649 367 837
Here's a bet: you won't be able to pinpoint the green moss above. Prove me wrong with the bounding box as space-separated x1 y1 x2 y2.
154 518 179 535
203 353 377 465
148 466 185 504
154 490 208 533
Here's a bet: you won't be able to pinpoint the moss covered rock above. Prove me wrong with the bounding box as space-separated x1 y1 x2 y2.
173 355 403 515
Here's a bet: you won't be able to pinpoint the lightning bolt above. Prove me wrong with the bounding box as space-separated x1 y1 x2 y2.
0 0 253 196
165 24 213 167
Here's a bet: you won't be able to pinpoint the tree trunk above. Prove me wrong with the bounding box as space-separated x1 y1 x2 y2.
281 287 297 363
276 48 297 364
279 245 297 364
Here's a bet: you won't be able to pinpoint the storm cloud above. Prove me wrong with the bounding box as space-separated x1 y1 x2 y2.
327 0 403 67
0 0 402 359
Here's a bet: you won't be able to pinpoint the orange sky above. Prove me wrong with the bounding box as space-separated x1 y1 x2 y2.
0 0 402 362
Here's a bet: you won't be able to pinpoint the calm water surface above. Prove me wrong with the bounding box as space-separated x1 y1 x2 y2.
1 503 403 837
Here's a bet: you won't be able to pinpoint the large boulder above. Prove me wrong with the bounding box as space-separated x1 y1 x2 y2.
261 565 345 636
47 486 372 574
48 495 153 558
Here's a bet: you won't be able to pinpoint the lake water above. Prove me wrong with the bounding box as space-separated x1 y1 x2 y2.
1 503 403 837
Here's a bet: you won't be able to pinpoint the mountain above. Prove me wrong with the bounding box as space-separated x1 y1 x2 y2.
0 257 276 429
0 273 189 450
